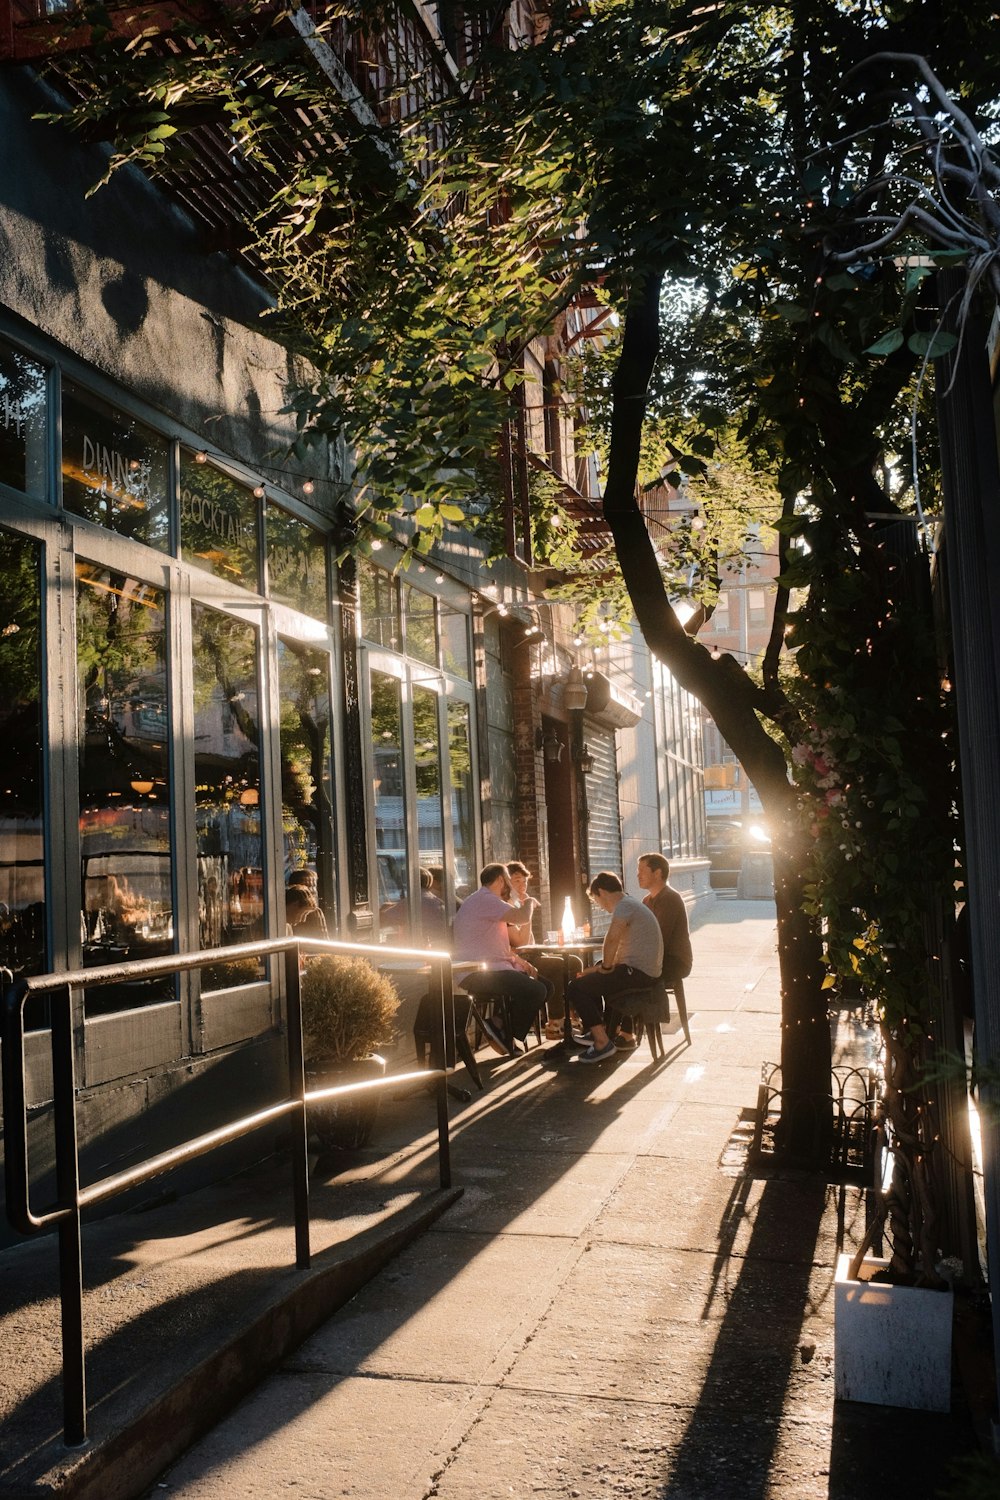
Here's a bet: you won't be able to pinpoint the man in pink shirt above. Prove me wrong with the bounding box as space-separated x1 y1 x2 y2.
453 863 549 1054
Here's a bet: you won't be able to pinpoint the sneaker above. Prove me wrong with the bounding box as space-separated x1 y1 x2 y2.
614 1032 638 1052
577 1039 618 1064
544 1019 564 1039
480 1016 510 1056
570 1030 593 1047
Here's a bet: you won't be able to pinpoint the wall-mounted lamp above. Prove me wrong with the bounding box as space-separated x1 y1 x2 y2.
538 727 563 763
563 665 589 712
574 742 595 774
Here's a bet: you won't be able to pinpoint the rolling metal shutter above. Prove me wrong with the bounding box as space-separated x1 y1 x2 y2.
585 725 622 880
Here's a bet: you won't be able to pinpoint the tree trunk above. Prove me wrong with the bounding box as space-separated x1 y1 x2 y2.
601 267 832 1165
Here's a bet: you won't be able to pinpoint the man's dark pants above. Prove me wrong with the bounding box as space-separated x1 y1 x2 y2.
462 967 550 1043
567 965 661 1032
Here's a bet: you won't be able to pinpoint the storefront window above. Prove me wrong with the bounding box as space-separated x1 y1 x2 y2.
62 384 170 549
371 670 408 940
358 560 399 649
0 340 47 499
439 601 471 679
192 604 265 989
411 684 447 944
77 564 175 1014
278 639 334 922
447 700 475 902
179 450 260 590
267 503 328 618
403 583 436 668
0 529 47 1021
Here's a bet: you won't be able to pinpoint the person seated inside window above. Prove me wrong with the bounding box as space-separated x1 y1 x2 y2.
285 883 328 938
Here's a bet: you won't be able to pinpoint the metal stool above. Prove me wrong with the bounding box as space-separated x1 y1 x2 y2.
413 989 483 1096
605 985 672 1059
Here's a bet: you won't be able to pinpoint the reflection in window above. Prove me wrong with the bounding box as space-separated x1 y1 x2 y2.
448 701 475 903
179 450 260 590
77 565 174 1014
412 685 447 944
267 503 328 618
358 559 399 649
403 584 436 667
0 340 47 499
371 671 408 941
62 384 169 549
192 604 265 989
0 530 47 1023
439 601 470 679
278 640 334 922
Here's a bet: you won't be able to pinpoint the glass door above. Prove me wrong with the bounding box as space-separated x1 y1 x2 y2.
76 560 177 1013
369 663 409 943
190 601 266 991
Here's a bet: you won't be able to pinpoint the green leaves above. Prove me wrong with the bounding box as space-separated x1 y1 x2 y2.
907 329 958 359
865 329 905 355
865 328 958 359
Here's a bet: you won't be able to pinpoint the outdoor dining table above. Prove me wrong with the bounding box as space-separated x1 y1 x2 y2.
517 938 602 1056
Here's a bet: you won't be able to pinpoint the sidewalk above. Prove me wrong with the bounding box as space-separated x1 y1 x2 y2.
0 902 982 1499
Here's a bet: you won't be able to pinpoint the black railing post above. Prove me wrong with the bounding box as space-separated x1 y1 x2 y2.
51 983 87 1447
2 980 31 1234
285 945 311 1269
431 957 452 1190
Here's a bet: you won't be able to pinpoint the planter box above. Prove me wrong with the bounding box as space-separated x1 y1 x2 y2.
306 1055 387 1151
834 1253 953 1413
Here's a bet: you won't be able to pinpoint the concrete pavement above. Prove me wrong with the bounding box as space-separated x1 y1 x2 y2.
0 901 983 1499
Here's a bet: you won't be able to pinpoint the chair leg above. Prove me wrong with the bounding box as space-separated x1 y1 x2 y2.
467 996 515 1057
647 1017 663 1058
455 1028 484 1090
674 979 691 1047
500 997 520 1052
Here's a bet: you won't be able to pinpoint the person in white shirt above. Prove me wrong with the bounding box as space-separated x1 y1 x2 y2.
453 863 549 1054
506 859 577 1038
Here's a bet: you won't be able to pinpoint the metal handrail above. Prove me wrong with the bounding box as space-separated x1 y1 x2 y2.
2 934 459 1448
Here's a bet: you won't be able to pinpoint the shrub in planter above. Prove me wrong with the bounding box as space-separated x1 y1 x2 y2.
301 956 400 1149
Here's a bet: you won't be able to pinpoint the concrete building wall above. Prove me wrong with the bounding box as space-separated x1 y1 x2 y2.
0 68 341 493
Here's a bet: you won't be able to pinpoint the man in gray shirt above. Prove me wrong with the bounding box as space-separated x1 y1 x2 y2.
565 871 663 1063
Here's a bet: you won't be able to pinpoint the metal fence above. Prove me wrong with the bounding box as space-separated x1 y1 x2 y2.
2 935 458 1447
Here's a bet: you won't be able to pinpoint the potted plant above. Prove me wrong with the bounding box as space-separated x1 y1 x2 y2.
300 955 400 1150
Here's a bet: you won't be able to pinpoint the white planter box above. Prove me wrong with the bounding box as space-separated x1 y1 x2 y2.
834 1253 953 1412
